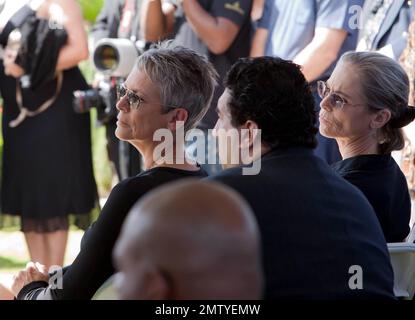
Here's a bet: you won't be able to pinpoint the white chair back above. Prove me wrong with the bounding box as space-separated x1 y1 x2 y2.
388 242 415 299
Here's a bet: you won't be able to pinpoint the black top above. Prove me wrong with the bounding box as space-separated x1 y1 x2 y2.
17 166 207 300
170 0 253 129
209 148 395 299
332 154 411 243
0 6 97 232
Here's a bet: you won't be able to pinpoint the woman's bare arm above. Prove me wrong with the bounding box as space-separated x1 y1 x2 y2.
43 0 89 71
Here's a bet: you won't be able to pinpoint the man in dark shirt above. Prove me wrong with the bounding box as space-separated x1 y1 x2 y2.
209 56 395 299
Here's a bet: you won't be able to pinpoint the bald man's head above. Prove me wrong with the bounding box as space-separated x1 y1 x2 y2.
113 180 263 300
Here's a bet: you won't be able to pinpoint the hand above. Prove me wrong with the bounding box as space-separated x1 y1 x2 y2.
11 262 49 297
3 47 25 78
11 270 28 297
26 262 50 283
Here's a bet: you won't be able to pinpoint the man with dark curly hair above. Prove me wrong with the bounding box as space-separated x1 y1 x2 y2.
209 56 395 300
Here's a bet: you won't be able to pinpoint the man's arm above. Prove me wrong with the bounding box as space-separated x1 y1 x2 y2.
294 0 364 82
180 0 242 55
293 27 348 82
140 0 176 42
250 27 268 57
53 0 89 71
249 0 271 57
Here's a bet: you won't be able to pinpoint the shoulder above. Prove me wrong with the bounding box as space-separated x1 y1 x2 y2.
97 174 158 223
111 172 158 195
208 166 244 182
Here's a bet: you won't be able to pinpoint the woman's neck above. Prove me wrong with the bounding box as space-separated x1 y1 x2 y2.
134 141 199 172
337 135 379 160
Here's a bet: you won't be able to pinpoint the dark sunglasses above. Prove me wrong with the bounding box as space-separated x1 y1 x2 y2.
116 84 144 110
116 83 181 112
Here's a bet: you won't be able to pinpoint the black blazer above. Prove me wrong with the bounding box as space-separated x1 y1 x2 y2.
360 0 415 59
209 148 395 299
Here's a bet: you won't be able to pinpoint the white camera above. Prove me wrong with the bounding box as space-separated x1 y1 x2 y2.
92 38 145 78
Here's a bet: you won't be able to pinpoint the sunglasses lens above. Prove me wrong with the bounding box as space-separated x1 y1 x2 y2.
332 94 344 108
317 82 326 99
127 92 140 108
117 85 126 100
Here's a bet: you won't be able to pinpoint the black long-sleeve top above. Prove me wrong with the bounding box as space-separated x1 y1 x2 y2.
332 154 411 243
17 166 207 300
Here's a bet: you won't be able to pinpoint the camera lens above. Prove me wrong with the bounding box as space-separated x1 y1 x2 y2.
93 44 119 72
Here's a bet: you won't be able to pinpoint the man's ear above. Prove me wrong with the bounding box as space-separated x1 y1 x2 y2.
240 120 260 148
167 108 189 132
370 109 392 129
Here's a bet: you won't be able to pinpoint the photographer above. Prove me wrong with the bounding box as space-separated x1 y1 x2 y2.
0 0 97 269
89 0 143 181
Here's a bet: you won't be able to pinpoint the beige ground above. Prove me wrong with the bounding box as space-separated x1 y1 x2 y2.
0 230 84 289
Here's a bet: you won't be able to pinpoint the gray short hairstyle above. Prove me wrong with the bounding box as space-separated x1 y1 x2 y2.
135 41 218 132
339 51 415 154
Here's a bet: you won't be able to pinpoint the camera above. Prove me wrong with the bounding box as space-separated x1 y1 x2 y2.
73 78 119 125
72 38 145 124
93 38 145 78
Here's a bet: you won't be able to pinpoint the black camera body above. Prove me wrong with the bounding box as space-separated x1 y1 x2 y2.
73 38 145 125
73 77 120 125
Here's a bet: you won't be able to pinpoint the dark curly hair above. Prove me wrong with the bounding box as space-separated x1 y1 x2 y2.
224 57 318 149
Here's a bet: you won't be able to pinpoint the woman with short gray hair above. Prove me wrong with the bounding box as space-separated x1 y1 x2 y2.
10 42 218 300
319 51 415 242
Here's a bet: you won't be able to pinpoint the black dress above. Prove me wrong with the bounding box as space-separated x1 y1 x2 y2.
16 166 207 300
332 154 411 243
0 6 98 232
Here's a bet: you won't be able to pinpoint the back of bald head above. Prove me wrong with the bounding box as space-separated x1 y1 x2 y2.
116 179 263 300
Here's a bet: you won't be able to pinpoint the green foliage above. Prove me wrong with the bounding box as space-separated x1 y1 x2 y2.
77 0 104 23
0 256 26 270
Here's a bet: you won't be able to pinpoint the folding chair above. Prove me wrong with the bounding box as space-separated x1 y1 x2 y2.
388 242 415 299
